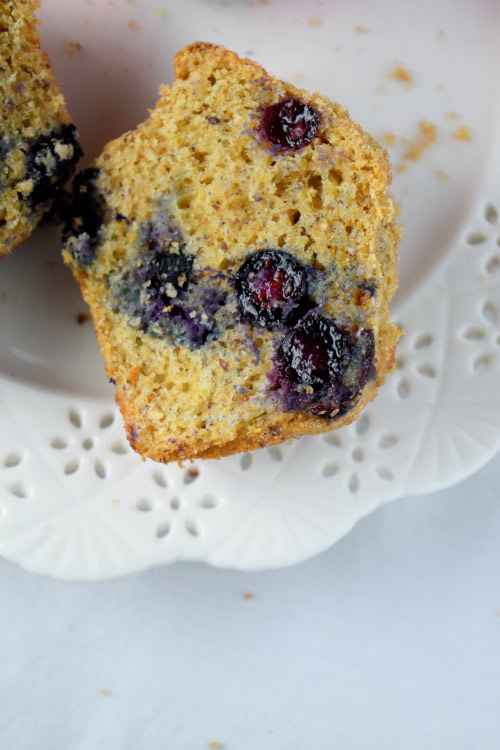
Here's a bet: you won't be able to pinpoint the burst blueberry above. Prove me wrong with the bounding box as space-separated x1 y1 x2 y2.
234 249 311 329
140 222 193 295
272 314 375 419
260 98 320 151
64 167 104 266
23 124 82 209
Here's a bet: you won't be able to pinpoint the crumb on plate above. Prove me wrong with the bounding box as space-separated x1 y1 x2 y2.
64 41 82 57
388 63 414 87
382 132 396 147
452 125 471 141
402 120 436 160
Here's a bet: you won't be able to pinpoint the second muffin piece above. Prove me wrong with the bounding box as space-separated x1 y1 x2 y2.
63 43 401 463
0 0 81 258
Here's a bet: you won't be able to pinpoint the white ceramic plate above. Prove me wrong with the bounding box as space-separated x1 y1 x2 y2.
0 0 499 580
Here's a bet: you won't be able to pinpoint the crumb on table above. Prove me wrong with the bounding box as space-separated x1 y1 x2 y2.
309 17 320 26
243 592 254 600
382 132 396 147
154 8 165 19
447 111 457 119
388 63 414 87
127 20 136 30
76 313 89 325
99 688 111 696
355 26 369 33
395 163 408 174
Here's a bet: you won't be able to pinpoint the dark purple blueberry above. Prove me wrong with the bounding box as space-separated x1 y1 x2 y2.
271 314 375 419
259 98 320 151
234 249 311 329
277 314 350 389
23 124 82 209
64 167 104 266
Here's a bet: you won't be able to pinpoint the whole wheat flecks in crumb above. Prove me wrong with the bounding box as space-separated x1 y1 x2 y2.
63 43 402 464
0 0 82 259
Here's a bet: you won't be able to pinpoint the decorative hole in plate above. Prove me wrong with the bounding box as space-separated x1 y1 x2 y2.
417 363 437 378
51 436 67 450
9 481 30 498
323 433 341 446
170 497 180 510
377 465 395 481
111 441 129 455
485 203 498 224
68 409 82 429
3 452 22 468
200 495 218 509
414 333 433 349
473 354 492 373
137 497 152 512
99 413 115 429
378 433 398 449
486 256 500 274
184 468 200 485
82 438 93 451
152 471 167 488
355 413 370 435
64 459 80 475
397 379 410 399
352 448 363 462
348 472 360 493
240 453 253 470
322 462 339 477
156 520 171 539
268 446 283 462
463 327 485 341
482 301 498 324
466 232 487 245
185 519 200 537
95 459 107 479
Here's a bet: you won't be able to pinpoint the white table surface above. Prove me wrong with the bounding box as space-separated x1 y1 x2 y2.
1 450 499 750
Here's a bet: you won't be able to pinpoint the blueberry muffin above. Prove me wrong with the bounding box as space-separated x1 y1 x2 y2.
0 0 81 258
63 43 401 464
